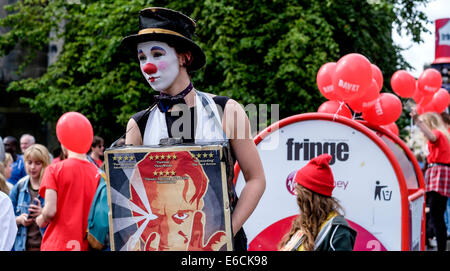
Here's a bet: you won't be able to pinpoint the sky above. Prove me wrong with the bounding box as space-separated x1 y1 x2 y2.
392 0 450 78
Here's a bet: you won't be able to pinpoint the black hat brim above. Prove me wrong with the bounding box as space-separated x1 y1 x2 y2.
120 33 206 71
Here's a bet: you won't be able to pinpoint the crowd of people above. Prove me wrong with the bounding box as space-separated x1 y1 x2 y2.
0 133 106 251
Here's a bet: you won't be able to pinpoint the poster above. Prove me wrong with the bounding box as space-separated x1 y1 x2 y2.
104 144 233 251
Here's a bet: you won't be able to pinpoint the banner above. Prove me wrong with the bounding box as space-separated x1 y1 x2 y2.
435 18 450 63
104 144 233 251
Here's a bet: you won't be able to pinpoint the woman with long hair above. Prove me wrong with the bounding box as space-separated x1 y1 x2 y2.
0 153 13 194
9 144 51 251
411 110 450 251
279 154 356 251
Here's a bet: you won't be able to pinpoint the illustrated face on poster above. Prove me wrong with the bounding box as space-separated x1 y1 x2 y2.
128 151 227 251
137 41 180 92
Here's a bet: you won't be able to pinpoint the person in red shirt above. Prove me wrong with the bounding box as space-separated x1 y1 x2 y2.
35 149 100 251
36 112 100 251
411 110 450 251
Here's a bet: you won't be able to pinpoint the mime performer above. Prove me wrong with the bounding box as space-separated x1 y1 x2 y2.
122 7 266 251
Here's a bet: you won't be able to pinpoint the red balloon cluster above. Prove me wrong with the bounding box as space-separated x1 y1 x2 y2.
316 54 449 132
390 68 448 114
316 53 402 127
56 112 94 154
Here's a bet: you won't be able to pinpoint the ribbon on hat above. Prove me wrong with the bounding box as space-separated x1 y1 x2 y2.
154 82 193 112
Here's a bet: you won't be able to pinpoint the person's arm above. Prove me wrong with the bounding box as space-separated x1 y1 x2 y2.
410 109 437 142
36 189 57 228
0 194 17 251
223 99 266 235
125 118 143 146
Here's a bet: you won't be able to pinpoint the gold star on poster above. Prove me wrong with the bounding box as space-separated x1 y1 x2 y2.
167 154 172 160
191 153 196 158
161 154 165 160
171 170 176 176
113 156 117 161
153 171 158 176
172 154 177 160
196 153 202 158
149 155 154 160
159 171 164 176
165 171 170 176
118 156 123 161
209 153 213 158
203 153 208 158
124 156 129 161
155 155 160 160
129 156 134 161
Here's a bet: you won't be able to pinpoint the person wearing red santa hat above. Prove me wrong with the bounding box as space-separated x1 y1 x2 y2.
279 154 356 251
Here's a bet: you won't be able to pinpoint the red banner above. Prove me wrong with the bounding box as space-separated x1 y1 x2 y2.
434 18 450 64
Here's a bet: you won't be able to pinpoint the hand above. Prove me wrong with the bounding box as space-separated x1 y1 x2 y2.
187 211 227 251
17 213 33 227
28 200 42 219
35 214 48 228
410 108 419 120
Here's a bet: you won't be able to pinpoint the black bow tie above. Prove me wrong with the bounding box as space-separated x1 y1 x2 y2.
154 82 193 113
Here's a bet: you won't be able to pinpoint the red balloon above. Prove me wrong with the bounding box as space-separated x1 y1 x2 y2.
412 82 421 104
362 93 402 126
346 79 380 112
390 70 416 98
412 83 433 106
371 64 383 92
318 100 353 119
56 112 94 154
316 62 340 101
417 68 442 96
381 122 399 137
430 88 450 113
332 53 373 101
416 101 434 115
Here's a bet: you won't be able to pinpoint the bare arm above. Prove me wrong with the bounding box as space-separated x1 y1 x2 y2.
223 99 266 235
36 189 57 228
125 118 143 146
410 109 437 142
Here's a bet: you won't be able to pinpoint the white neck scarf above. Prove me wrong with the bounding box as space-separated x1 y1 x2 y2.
143 90 227 145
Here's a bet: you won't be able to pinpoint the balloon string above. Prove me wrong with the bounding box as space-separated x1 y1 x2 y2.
333 101 345 121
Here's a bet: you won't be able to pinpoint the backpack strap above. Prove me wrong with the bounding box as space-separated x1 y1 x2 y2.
314 216 337 250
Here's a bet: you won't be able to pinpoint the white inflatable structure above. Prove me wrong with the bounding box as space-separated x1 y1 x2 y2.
235 113 425 251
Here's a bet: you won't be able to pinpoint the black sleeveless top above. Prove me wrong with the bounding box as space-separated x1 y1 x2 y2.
130 95 248 251
132 96 230 144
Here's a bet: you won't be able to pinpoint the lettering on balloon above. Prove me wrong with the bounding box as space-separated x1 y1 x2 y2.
338 79 360 92
323 85 334 93
375 100 383 116
424 85 437 92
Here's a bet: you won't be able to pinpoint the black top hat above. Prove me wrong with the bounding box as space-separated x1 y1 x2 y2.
121 7 206 71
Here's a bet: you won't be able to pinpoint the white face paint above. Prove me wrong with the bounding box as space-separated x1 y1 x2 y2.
137 41 180 92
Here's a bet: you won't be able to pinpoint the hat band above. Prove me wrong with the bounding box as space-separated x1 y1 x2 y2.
138 28 184 37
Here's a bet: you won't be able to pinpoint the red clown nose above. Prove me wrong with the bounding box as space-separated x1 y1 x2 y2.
143 63 157 75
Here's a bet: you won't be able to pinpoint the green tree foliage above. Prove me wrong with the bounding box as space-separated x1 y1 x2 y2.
0 0 430 142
